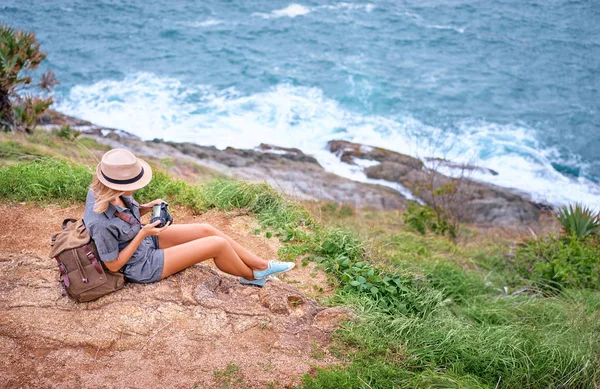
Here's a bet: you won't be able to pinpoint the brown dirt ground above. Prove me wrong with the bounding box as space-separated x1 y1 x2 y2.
0 203 342 389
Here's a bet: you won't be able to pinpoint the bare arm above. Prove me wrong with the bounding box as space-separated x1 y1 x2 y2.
103 220 170 272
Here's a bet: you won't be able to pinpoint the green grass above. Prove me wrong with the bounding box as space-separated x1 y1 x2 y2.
1 157 599 388
512 234 600 291
0 157 93 204
0 139 48 161
213 364 246 389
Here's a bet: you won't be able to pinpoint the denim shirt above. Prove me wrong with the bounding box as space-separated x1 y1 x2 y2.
82 189 161 282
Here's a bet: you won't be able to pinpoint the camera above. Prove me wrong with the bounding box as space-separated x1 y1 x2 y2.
151 202 173 228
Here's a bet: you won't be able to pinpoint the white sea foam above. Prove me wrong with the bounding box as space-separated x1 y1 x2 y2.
402 10 465 34
253 2 375 19
253 4 311 19
321 3 375 12
427 24 465 34
56 73 600 209
178 19 223 28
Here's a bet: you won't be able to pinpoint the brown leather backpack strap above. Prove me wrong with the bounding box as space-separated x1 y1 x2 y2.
114 211 140 225
62 218 78 230
55 258 71 287
83 245 103 274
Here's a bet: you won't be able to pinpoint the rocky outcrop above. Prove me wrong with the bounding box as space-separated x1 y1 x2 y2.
0 203 352 388
40 111 546 226
0 252 350 388
328 140 542 226
39 111 407 211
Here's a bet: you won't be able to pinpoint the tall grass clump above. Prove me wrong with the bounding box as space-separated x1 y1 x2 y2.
303 286 600 389
135 169 205 212
0 140 47 160
198 179 313 235
556 203 600 239
0 157 91 202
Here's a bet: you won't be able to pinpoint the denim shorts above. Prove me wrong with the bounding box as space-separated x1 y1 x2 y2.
122 235 164 284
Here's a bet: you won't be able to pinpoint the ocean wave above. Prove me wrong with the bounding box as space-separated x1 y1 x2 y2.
321 3 375 12
56 72 599 208
253 4 311 19
253 2 374 19
426 24 465 34
402 10 466 34
177 19 223 28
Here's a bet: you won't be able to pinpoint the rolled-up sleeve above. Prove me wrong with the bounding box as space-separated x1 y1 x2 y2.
88 222 119 262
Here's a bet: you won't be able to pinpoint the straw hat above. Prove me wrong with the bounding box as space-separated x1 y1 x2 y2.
96 148 152 191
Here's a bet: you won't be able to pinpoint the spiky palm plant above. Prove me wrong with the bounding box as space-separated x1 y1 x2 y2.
0 23 58 132
556 203 600 239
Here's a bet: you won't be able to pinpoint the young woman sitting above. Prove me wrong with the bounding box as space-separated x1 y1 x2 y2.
83 148 294 286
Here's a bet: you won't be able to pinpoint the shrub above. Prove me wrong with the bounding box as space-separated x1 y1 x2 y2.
556 203 600 239
52 124 81 141
135 169 205 212
403 201 456 238
513 234 600 291
0 23 58 132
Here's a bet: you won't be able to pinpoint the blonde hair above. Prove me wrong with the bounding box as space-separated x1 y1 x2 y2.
90 176 126 213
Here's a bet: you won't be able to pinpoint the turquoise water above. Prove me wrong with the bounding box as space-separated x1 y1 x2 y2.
2 0 599 206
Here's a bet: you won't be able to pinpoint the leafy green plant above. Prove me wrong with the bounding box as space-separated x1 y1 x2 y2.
513 234 600 291
403 201 456 238
556 203 600 239
0 23 58 132
52 124 81 141
12 95 53 133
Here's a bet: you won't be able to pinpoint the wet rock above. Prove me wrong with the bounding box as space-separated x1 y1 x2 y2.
331 139 541 226
328 140 423 169
39 111 545 226
424 157 499 176
86 130 408 211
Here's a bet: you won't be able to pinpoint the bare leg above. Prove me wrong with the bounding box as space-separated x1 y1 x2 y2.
160 236 254 280
158 224 267 270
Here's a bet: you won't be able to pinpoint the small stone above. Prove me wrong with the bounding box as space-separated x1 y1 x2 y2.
314 307 356 331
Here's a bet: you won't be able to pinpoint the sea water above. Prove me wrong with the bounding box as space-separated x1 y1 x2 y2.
2 0 599 207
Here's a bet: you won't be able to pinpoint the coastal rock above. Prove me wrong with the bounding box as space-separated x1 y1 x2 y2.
328 140 541 226
424 157 499 176
328 139 423 169
39 111 544 226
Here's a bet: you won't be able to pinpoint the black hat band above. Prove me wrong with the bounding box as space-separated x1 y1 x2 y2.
101 167 145 185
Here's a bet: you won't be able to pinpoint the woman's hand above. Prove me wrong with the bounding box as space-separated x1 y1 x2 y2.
141 199 168 208
140 199 168 216
140 220 172 237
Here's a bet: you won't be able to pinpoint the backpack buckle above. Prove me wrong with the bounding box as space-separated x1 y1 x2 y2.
58 262 71 288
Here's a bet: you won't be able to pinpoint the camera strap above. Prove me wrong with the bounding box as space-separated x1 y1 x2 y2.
114 211 140 225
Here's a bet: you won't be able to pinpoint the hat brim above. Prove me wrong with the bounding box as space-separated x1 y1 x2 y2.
96 158 153 191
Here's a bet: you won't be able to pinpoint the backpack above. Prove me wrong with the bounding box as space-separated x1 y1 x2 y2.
49 218 125 302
